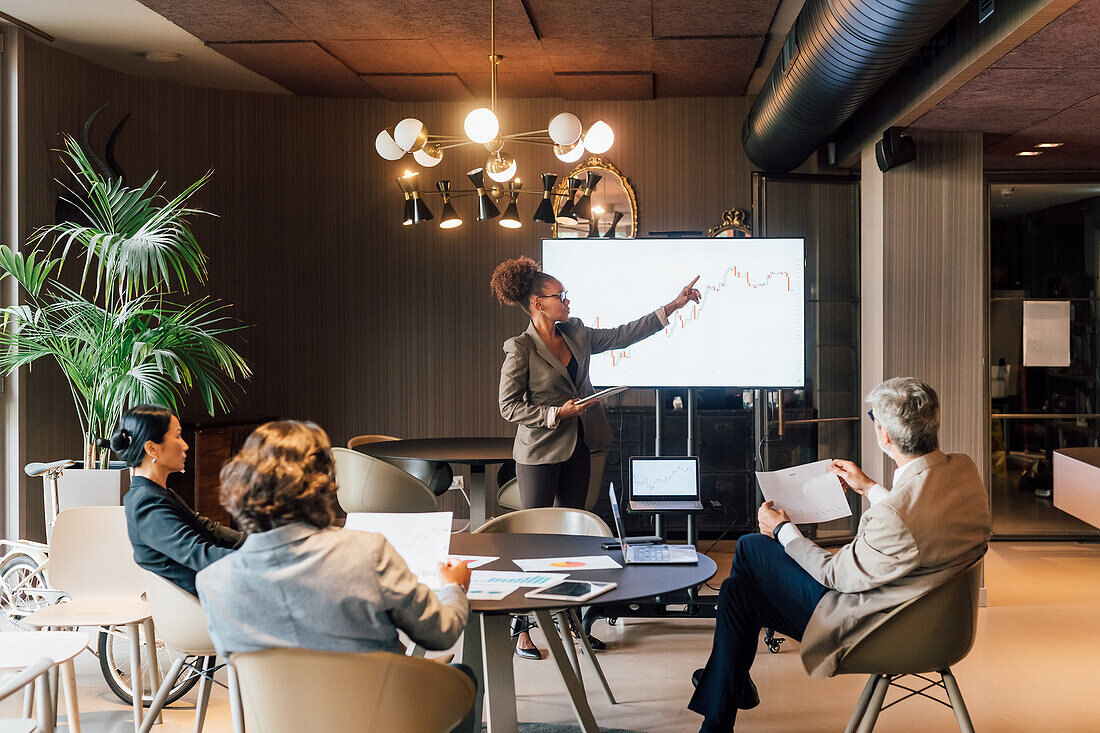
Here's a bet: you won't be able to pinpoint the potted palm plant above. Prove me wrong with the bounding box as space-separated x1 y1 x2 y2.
0 135 251 480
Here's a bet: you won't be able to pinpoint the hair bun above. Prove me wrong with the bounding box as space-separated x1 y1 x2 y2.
110 428 132 452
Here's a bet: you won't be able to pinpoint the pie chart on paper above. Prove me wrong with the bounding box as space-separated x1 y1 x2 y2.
513 555 624 572
550 561 588 568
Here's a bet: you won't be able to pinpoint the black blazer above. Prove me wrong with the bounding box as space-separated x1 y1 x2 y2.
123 476 241 596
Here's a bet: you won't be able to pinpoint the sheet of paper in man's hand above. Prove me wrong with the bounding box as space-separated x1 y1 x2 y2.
755 459 852 524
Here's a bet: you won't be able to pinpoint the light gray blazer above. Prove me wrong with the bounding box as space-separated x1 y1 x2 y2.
499 312 664 465
196 522 469 656
787 450 991 678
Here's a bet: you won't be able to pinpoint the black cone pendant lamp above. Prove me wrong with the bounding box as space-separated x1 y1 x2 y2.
533 173 558 224
437 181 462 229
468 168 500 221
556 177 582 225
603 210 624 238
573 171 602 222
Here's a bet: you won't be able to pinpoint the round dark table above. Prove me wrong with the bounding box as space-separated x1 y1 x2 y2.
357 437 514 528
450 532 716 733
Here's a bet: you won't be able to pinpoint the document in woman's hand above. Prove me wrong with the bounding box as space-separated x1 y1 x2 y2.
755 459 853 524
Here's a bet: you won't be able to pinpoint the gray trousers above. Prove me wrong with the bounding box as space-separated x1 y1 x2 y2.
516 424 591 509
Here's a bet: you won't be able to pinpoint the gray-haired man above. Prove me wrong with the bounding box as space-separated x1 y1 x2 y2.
689 377 991 732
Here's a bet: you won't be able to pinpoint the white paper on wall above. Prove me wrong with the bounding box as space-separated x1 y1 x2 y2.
1023 300 1071 367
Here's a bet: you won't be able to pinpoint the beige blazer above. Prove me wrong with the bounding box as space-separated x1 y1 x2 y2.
785 450 991 678
499 312 663 465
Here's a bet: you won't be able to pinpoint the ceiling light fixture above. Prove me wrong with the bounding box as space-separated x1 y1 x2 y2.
1034 143 1064 148
375 0 615 229
1015 151 1043 157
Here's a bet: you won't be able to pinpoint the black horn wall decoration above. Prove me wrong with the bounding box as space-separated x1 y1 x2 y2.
54 103 130 226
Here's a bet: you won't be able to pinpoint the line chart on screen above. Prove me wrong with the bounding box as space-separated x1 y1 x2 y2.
542 238 805 388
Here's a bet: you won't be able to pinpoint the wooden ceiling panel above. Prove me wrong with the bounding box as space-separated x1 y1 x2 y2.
526 0 651 38
431 37 550 74
209 42 379 97
913 106 1060 135
555 72 654 100
541 38 653 73
993 0 1100 70
458 70 561 99
359 74 473 101
264 0 415 39
137 0 304 41
323 39 452 74
653 38 759 96
932 68 1100 112
652 0 778 37
410 0 536 43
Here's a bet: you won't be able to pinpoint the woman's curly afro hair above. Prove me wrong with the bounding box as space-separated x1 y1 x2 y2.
490 256 553 307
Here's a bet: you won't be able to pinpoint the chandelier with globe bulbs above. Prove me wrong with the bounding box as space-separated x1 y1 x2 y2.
374 0 615 229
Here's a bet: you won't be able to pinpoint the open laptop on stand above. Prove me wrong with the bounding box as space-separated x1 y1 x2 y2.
609 484 697 564
628 456 704 511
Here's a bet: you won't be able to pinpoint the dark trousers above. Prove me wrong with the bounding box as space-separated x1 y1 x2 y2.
449 663 477 733
688 533 828 731
516 424 590 509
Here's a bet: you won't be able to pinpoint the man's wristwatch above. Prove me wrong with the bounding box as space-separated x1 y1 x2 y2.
772 520 790 539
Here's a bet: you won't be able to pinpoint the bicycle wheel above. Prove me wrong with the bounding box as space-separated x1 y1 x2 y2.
98 626 200 706
0 554 51 632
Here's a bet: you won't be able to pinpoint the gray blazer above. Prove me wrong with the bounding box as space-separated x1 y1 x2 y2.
499 312 664 465
787 450 991 678
196 522 469 656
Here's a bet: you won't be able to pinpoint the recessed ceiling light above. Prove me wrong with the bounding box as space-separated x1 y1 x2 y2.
1015 150 1043 157
139 51 181 63
1035 142 1064 148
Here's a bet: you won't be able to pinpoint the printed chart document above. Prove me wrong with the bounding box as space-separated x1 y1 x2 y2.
344 512 452 589
755 460 852 524
513 555 623 572
448 555 498 569
467 570 567 601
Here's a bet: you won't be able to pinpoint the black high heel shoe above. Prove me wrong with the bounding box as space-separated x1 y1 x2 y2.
511 615 543 660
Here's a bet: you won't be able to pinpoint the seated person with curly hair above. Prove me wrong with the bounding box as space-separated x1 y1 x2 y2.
196 420 471 659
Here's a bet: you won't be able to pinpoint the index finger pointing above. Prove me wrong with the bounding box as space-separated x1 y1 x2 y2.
687 275 701 288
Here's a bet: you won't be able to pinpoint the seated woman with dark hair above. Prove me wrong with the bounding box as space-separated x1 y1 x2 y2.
117 404 242 597
196 420 471 659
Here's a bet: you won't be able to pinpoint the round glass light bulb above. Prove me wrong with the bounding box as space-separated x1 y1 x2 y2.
548 112 582 146
486 153 517 183
583 120 614 155
394 118 427 152
413 145 443 167
554 141 585 163
464 108 500 144
375 130 405 161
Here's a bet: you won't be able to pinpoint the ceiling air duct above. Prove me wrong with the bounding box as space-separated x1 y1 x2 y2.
742 0 971 172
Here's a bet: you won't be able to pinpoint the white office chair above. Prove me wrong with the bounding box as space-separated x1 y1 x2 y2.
332 447 438 513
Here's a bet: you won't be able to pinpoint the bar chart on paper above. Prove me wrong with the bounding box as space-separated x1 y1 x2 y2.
543 239 805 387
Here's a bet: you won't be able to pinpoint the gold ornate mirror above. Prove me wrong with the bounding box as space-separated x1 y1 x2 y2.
551 157 638 239
708 208 752 238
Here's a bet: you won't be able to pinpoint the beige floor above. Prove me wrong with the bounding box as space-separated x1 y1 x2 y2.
4 541 1100 732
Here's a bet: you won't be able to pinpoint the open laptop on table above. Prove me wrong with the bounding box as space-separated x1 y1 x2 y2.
629 456 704 511
609 483 698 564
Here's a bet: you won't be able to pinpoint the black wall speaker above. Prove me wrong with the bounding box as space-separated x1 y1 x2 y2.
875 127 917 172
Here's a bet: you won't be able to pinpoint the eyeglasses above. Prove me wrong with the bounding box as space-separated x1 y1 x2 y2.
536 291 567 302
867 409 875 422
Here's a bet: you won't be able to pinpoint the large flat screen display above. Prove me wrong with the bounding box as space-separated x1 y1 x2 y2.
541 238 805 388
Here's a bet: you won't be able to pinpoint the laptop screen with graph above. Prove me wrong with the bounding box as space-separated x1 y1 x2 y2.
628 456 702 508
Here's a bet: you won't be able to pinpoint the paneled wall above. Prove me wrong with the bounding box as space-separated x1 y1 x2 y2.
14 38 764 537
862 131 986 485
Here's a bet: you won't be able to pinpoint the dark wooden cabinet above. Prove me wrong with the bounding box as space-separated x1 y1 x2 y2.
167 416 274 525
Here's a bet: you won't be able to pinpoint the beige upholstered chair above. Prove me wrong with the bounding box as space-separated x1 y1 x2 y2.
332 447 438 513
475 507 612 537
496 451 609 511
346 435 455 496
473 507 616 703
230 648 474 733
139 571 243 733
835 559 984 733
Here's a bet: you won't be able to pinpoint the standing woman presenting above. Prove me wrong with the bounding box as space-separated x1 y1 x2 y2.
492 256 701 509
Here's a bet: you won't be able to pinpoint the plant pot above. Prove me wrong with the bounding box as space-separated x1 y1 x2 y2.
48 465 131 541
